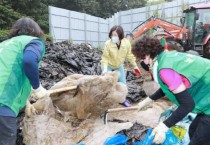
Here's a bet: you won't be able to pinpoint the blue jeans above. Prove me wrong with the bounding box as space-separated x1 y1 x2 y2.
0 116 17 145
101 66 126 84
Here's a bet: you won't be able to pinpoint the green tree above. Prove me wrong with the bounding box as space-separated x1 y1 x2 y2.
0 1 22 29
0 0 55 32
77 0 100 17
53 0 146 18
97 0 146 18
53 0 101 17
97 0 120 18
9 0 50 32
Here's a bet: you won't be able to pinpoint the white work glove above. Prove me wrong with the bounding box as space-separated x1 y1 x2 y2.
151 122 169 144
102 66 108 74
25 100 36 117
137 97 153 111
31 85 48 100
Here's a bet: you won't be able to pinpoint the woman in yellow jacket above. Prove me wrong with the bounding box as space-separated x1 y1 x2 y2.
101 25 140 107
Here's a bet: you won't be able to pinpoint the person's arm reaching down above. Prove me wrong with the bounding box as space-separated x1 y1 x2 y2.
152 69 195 144
22 39 43 89
22 39 48 100
159 69 195 127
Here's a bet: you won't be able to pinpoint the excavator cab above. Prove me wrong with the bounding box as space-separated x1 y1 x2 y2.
182 5 210 57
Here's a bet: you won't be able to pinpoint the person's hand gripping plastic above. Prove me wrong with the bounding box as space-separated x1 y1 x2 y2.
151 122 169 144
31 84 49 100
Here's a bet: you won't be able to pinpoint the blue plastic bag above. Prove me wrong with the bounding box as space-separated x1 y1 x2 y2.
104 134 128 145
163 130 181 145
71 143 85 145
133 129 183 145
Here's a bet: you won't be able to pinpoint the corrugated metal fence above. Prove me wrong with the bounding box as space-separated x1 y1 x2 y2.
49 0 210 47
49 7 108 47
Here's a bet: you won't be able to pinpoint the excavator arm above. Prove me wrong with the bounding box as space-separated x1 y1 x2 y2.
131 16 188 40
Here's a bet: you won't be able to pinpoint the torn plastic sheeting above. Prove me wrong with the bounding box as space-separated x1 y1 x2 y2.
126 71 146 103
23 72 132 145
40 41 102 89
47 71 127 119
106 100 172 129
80 122 133 144
117 122 148 144
23 116 133 145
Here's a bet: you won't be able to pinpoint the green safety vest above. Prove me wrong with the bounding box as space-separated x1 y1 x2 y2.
157 50 210 115
0 35 45 116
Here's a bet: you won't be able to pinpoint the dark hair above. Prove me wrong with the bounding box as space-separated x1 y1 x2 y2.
132 35 163 59
8 17 45 40
109 25 124 40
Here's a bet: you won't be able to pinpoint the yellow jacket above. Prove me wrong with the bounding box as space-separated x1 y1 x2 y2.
101 38 137 69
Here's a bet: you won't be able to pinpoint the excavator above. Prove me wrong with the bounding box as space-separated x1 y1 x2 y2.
127 4 210 58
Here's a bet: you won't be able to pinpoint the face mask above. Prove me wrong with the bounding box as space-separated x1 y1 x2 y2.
140 61 150 71
111 36 119 43
152 60 159 84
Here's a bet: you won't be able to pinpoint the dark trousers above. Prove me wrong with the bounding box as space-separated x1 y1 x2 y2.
0 116 17 145
189 114 210 145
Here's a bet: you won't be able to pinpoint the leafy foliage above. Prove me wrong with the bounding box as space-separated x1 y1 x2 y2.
0 29 9 37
